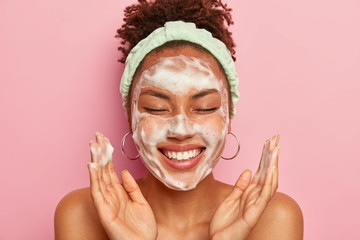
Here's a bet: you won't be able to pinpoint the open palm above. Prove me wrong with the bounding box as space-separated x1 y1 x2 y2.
88 132 157 240
209 135 280 240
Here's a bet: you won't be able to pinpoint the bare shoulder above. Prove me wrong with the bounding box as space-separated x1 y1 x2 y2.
54 187 109 240
248 192 304 240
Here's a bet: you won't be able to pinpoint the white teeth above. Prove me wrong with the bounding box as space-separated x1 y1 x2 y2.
192 150 196 157
162 149 202 161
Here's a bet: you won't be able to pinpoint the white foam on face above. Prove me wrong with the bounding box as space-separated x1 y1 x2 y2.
131 55 229 191
90 141 114 166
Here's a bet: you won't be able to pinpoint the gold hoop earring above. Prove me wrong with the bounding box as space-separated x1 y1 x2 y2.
221 132 240 160
121 132 140 160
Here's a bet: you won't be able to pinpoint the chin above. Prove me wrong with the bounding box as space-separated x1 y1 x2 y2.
159 176 200 191
152 161 214 191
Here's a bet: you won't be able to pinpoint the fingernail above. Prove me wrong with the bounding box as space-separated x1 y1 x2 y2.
277 134 280 139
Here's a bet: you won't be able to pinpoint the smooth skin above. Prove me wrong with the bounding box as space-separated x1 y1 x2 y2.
55 46 303 239
55 134 303 240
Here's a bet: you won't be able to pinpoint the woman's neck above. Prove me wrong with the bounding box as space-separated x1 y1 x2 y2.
137 171 228 228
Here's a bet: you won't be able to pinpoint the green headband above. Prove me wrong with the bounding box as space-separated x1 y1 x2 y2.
120 21 240 117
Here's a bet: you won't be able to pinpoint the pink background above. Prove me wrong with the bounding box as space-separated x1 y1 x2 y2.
1 0 359 239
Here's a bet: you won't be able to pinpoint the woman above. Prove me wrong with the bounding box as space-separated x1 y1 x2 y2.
55 0 303 239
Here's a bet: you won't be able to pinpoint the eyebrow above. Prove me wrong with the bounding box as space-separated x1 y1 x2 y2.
191 89 219 100
140 89 170 100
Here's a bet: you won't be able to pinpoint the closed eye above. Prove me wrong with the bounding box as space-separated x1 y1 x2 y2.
144 107 168 112
194 107 218 112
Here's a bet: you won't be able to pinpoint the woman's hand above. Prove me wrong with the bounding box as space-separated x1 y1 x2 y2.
87 132 157 240
209 134 280 240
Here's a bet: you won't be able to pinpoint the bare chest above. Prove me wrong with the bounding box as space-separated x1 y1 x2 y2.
156 222 210 240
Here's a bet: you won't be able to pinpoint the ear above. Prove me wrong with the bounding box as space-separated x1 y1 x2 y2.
227 120 231 134
126 108 132 133
128 120 132 134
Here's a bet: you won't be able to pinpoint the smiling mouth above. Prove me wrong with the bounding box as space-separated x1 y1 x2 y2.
159 148 204 161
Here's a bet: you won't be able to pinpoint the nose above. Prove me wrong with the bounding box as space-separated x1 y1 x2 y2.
167 114 195 140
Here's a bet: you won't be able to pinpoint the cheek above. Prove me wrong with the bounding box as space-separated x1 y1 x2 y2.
194 114 228 143
136 115 168 145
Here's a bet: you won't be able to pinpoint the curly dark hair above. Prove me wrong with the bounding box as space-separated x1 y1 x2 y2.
116 0 236 120
115 0 236 63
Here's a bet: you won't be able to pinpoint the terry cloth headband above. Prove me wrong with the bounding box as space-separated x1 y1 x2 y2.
120 20 240 117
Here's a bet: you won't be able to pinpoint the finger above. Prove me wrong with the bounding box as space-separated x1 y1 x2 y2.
271 147 280 195
90 138 101 163
102 162 120 201
87 162 105 205
102 156 112 187
227 169 252 200
96 132 113 165
255 166 274 208
121 170 147 204
97 163 112 199
97 133 115 187
259 138 271 171
252 140 269 185
275 134 280 146
251 173 260 186
92 158 110 199
89 141 95 162
89 140 102 182
93 133 109 193
265 135 279 169
89 140 102 176
240 184 261 210
90 140 108 194
108 160 128 199
269 134 277 151
257 134 280 184
103 136 114 185
102 162 111 186
253 136 273 184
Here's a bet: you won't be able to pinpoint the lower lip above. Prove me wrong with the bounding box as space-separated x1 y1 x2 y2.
160 150 204 170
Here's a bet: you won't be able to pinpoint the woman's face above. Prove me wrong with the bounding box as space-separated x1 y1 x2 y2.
130 46 230 191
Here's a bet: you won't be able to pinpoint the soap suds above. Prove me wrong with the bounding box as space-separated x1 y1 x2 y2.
131 55 229 191
90 141 114 166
